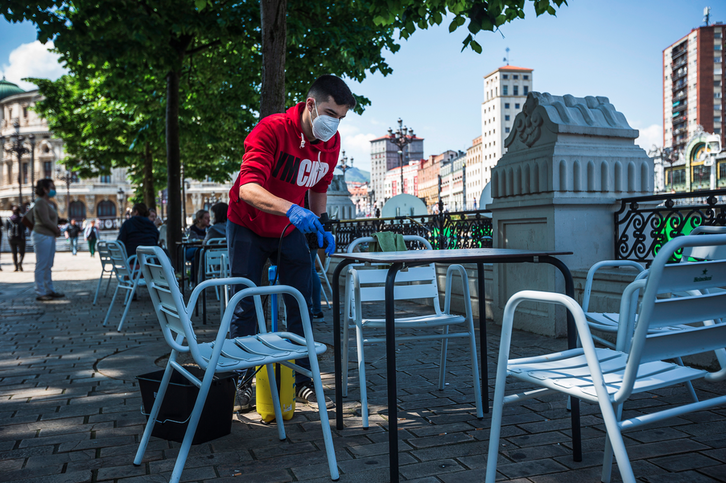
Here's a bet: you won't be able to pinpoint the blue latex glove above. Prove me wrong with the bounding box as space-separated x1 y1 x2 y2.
286 205 324 235
322 231 335 256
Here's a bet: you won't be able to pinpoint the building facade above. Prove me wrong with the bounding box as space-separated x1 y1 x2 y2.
369 134 423 210
383 159 421 199
417 150 458 211
464 136 483 209
0 80 132 229
439 151 466 211
479 65 533 198
663 23 725 153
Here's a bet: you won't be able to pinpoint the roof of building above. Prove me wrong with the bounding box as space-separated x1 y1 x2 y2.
0 77 25 101
484 65 533 78
369 134 425 143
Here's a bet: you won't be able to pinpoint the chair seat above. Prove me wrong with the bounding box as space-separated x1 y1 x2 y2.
197 333 327 370
586 312 695 335
508 347 707 403
360 313 466 329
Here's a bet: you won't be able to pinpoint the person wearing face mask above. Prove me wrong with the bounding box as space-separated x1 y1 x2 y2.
227 74 355 412
32 179 64 301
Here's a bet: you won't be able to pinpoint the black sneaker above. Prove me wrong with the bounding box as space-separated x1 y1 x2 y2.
234 380 254 412
312 312 325 320
296 383 333 409
49 292 65 298
36 295 53 301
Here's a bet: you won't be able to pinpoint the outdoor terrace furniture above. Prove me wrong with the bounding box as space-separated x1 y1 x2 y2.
102 240 145 331
341 235 483 429
92 241 115 305
133 246 339 483
486 234 726 483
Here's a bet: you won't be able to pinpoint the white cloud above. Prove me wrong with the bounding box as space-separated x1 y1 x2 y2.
338 123 377 172
1 41 66 90
635 123 662 152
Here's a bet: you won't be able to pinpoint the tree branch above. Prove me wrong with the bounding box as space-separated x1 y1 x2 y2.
186 39 222 56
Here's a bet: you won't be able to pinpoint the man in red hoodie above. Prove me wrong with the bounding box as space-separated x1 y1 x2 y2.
227 75 355 411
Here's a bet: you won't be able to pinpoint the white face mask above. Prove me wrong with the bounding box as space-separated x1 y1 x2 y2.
311 101 340 142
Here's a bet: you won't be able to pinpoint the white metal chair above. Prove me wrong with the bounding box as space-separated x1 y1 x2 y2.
342 235 483 428
93 241 116 305
132 246 338 482
486 233 726 483
102 240 145 331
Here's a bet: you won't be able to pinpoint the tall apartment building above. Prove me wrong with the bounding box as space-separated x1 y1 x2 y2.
663 23 725 153
369 134 424 208
464 136 482 209
476 66 533 203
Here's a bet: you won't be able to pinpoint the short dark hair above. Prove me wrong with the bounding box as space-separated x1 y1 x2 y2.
307 75 356 109
132 203 149 217
211 202 228 224
35 178 54 197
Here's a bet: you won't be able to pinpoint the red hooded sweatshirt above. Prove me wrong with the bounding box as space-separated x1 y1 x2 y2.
228 102 340 238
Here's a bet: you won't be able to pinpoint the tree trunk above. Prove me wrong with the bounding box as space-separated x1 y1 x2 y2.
260 0 288 117
166 68 182 269
143 142 156 210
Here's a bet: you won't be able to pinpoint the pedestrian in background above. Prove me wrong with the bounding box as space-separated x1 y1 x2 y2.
203 203 227 244
65 219 82 255
84 220 100 257
117 203 159 259
32 179 64 301
6 206 26 271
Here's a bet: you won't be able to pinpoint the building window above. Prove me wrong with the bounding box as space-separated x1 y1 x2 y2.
502 85 508 95
505 115 510 121
524 86 529 95
23 163 28 184
504 103 510 109
666 168 685 186
716 116 722 123
513 75 519 79
716 128 722 134
43 161 51 179
97 200 117 218
513 86 519 96
515 103 520 109
505 127 510 133
100 175 111 183
716 45 722 50
23 106 28 118
523 75 529 80
69 201 86 220
502 74 508 79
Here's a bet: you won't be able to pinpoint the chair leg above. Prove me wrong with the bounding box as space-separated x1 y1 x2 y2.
598 402 635 483
103 285 120 326
307 353 340 481
485 360 509 483
134 359 176 465
438 326 450 390
104 269 113 296
342 320 350 398
117 283 137 332
93 272 104 306
265 363 287 441
170 366 219 483
467 327 484 419
675 357 699 403
355 324 369 429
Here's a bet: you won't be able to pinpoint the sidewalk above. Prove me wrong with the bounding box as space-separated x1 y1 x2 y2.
0 252 725 482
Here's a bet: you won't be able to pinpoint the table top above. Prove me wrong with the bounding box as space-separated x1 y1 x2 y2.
333 248 572 264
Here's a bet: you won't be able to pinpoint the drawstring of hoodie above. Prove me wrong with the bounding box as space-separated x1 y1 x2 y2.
300 132 306 148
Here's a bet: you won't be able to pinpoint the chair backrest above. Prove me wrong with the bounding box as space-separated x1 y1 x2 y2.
97 241 113 269
205 238 226 246
619 234 726 398
105 240 134 284
137 245 199 357
346 235 442 313
682 225 726 261
204 248 227 277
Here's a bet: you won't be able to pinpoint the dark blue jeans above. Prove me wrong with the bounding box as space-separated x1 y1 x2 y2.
226 220 313 385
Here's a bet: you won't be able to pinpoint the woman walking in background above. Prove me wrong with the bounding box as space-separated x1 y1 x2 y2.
32 179 64 301
6 206 26 271
84 220 100 257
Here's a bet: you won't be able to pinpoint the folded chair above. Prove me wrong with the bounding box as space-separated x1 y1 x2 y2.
102 240 145 331
133 246 338 483
342 235 483 428
486 233 726 483
92 241 115 305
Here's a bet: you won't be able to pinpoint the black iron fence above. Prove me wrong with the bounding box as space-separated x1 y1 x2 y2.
614 189 726 263
330 210 493 253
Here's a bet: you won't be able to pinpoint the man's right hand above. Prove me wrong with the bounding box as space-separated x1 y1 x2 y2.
286 205 324 235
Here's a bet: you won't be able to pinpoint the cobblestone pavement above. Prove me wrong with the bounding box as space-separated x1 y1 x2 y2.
1 252 726 482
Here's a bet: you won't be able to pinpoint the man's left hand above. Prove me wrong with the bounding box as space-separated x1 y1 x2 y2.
321 231 335 256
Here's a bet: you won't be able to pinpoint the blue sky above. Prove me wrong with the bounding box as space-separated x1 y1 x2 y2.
1 1 721 173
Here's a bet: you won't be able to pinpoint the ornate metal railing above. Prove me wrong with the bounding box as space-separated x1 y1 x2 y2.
330 210 493 253
614 189 726 263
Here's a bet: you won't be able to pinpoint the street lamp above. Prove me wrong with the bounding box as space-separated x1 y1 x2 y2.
388 118 415 196
0 119 32 211
56 165 74 220
339 150 354 176
205 193 220 209
116 187 125 227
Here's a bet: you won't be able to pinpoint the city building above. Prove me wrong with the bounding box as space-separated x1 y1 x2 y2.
439 151 466 211
418 150 459 211
369 132 423 209
663 22 724 154
383 159 421 200
479 65 533 200
464 136 483 209
0 78 132 230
